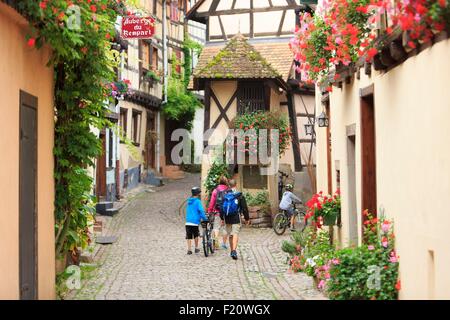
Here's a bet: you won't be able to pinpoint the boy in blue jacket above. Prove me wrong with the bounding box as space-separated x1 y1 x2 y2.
186 187 208 254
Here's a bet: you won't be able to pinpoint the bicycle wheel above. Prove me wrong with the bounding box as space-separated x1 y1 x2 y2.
207 227 215 255
273 212 288 235
294 208 308 233
202 227 209 257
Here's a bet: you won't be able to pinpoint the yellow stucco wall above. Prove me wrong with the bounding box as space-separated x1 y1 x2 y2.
201 80 299 211
0 3 55 299
315 38 450 299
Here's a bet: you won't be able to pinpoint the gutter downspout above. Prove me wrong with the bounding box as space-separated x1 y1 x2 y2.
157 0 168 173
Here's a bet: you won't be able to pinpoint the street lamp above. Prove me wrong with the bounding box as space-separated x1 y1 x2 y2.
304 123 314 136
317 111 329 127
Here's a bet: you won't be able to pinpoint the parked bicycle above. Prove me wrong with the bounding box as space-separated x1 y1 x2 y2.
273 203 308 235
278 170 290 201
201 214 215 257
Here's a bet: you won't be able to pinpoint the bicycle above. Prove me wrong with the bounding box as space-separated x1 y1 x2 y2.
201 214 215 257
273 203 308 235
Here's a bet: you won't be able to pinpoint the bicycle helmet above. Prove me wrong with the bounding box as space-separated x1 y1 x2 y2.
191 186 201 196
285 184 294 191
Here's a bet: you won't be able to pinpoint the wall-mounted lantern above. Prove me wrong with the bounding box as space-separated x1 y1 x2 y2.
304 123 314 136
317 111 329 127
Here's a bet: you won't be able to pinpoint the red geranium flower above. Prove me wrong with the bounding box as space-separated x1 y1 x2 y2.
27 38 36 47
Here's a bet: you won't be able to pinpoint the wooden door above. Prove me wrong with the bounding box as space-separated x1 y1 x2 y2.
361 92 377 230
19 91 38 300
146 112 156 169
96 132 107 199
165 119 180 165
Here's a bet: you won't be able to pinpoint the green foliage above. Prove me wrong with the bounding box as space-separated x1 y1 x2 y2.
243 190 270 209
183 34 203 87
17 0 124 257
284 211 400 300
326 212 399 300
203 161 230 196
231 110 292 155
144 70 161 82
163 77 201 130
162 36 202 130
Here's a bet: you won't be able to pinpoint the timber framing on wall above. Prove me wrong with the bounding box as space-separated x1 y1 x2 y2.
203 80 211 150
287 92 302 171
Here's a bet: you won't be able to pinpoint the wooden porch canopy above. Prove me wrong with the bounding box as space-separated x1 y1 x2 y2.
190 34 291 91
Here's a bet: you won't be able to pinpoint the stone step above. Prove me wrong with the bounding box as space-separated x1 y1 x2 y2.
96 201 113 215
250 216 272 225
166 171 185 180
103 208 119 217
144 171 165 187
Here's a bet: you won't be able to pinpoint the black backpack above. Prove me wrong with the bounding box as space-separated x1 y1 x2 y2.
215 188 230 212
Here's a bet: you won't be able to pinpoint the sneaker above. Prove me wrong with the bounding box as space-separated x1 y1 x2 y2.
194 248 200 254
187 250 193 255
221 244 228 250
230 250 238 260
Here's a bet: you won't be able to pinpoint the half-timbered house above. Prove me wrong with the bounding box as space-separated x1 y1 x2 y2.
187 0 317 210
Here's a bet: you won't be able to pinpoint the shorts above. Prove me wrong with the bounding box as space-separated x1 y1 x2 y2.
284 208 294 218
212 214 226 236
225 223 241 236
185 225 200 239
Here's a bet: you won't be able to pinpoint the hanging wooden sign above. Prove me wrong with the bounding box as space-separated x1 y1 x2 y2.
121 16 155 39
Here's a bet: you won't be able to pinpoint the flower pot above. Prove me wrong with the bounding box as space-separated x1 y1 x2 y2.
322 214 337 226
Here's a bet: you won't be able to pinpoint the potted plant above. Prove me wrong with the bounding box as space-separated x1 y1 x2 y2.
110 79 131 100
143 69 161 87
243 190 271 227
304 189 341 228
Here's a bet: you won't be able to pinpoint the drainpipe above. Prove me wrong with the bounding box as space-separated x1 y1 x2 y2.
157 0 168 174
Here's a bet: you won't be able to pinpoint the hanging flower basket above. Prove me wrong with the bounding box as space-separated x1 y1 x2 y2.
304 190 341 229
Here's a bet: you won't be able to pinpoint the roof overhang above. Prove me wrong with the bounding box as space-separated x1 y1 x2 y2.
185 0 207 23
191 77 288 92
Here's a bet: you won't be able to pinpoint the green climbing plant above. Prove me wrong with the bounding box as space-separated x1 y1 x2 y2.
162 35 203 130
14 0 128 258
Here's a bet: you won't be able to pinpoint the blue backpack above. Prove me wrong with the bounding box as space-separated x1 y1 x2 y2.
221 191 240 216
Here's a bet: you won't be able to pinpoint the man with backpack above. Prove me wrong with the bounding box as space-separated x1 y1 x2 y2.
221 179 250 260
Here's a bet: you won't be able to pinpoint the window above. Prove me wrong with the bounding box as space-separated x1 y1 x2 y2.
237 81 267 114
142 41 150 70
170 0 179 22
119 108 128 141
151 47 158 70
242 165 268 189
131 110 142 145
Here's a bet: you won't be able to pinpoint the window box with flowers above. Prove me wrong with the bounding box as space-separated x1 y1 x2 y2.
230 110 292 163
290 0 450 88
143 69 162 87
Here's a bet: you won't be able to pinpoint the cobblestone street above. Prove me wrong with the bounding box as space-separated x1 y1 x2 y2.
69 174 325 300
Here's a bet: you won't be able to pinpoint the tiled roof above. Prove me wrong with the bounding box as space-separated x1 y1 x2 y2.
193 34 283 80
